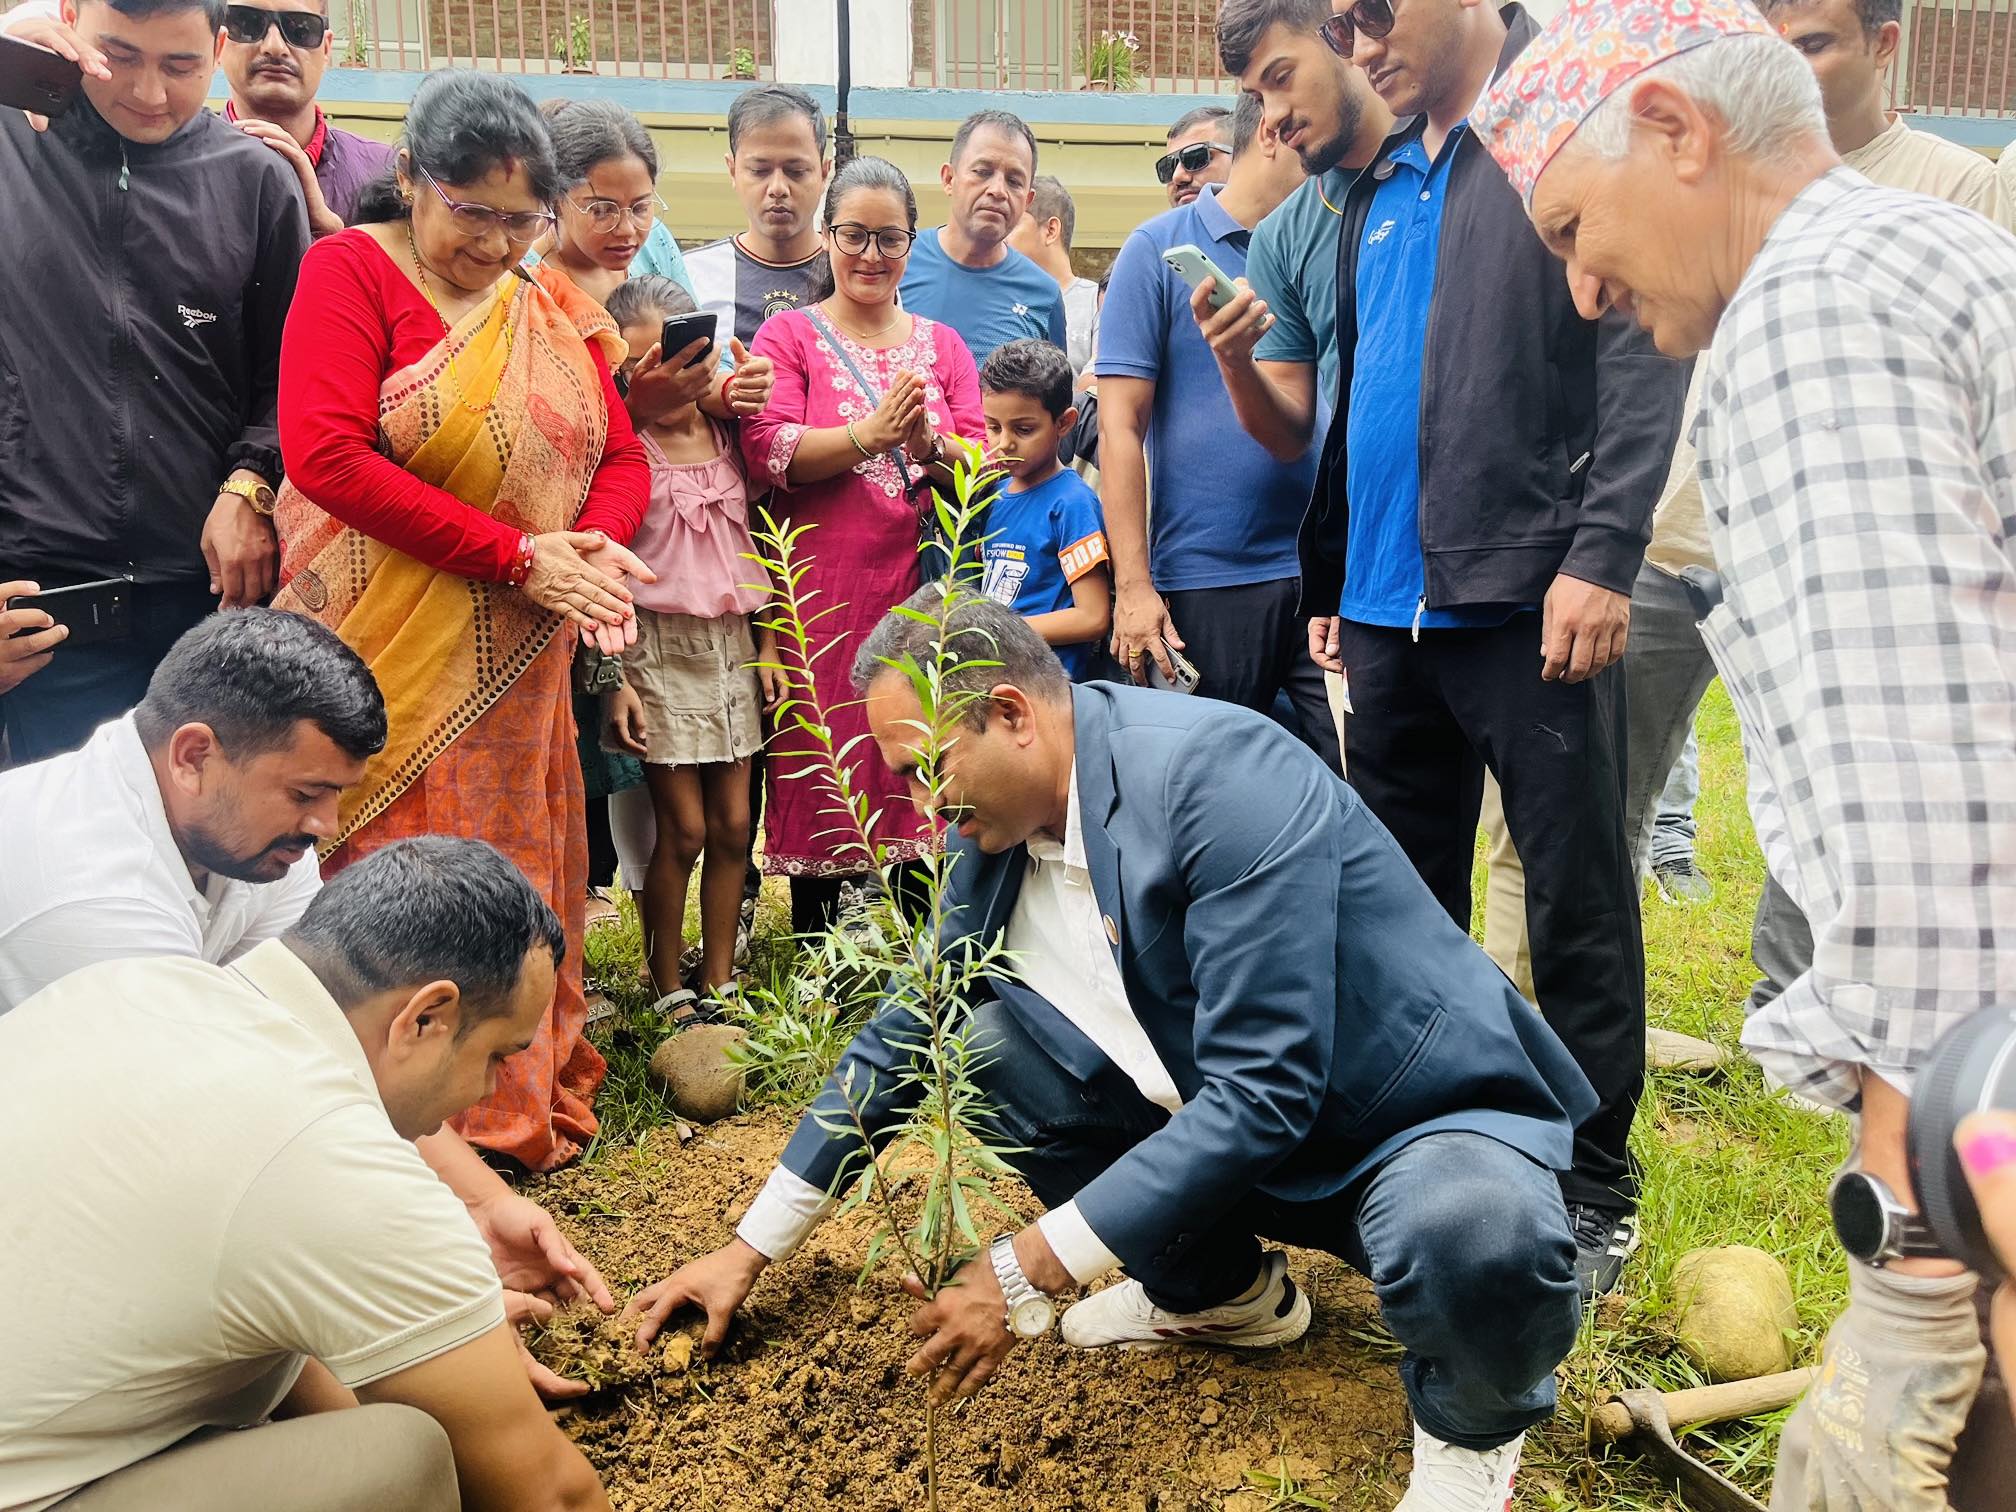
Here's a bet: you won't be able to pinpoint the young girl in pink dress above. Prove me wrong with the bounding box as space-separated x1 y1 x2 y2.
738 157 984 933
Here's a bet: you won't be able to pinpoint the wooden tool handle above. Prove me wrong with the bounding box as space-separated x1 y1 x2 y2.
1590 1369 1817 1443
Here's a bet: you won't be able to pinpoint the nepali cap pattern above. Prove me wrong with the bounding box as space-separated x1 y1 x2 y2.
1470 0 1775 205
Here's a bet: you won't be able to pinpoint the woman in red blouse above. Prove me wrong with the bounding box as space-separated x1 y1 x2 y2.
274 71 651 1171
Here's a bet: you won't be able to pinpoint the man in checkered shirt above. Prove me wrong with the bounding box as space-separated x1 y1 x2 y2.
1472 0 2016 1506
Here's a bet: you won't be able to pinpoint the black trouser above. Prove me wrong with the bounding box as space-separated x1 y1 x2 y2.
1336 615 1643 1209
0 580 215 767
1163 577 1341 774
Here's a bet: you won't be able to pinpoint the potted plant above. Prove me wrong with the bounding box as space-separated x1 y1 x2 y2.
338 0 369 65
1079 29 1139 91
722 44 757 81
555 13 595 74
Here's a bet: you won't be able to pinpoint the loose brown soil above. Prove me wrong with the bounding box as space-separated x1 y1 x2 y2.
530 1109 1426 1511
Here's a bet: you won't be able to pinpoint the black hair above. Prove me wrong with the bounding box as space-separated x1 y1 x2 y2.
1216 0 1330 76
951 108 1039 175
132 609 387 761
353 71 563 224
287 837 565 1033
808 155 917 302
1167 103 1232 143
852 584 1070 726
980 339 1074 421
727 82 828 159
103 0 227 25
605 274 696 330
1231 89 1265 156
1028 174 1075 248
1759 0 1899 32
540 97 657 184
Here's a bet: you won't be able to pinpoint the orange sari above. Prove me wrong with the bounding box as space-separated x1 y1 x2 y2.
275 266 620 1170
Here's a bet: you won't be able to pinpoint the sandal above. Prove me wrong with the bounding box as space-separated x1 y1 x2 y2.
649 989 730 1030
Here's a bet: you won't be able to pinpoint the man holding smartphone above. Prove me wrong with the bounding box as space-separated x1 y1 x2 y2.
1096 91 1338 769
0 0 307 766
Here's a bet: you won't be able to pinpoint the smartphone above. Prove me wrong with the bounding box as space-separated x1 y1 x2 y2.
660 311 719 370
1144 640 1202 695
0 33 82 119
1161 243 1240 312
6 576 131 647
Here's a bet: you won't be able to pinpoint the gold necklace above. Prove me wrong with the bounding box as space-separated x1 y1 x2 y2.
407 227 517 413
821 300 902 342
1318 177 1344 217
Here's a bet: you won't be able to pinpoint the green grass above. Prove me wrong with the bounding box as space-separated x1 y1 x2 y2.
578 682 1843 1507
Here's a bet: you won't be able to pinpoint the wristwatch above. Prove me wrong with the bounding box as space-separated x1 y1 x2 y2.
219 477 278 516
990 1234 1056 1338
1829 1170 1947 1267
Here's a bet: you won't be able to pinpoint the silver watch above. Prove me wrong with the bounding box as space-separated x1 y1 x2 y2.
990 1234 1056 1338
1828 1170 1946 1267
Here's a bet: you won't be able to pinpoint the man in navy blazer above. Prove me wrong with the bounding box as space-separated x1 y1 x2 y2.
630 590 1594 1510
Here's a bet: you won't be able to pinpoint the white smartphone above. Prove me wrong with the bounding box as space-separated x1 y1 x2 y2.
1161 243 1241 311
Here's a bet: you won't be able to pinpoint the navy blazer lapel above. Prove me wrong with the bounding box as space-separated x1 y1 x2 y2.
1069 685 1128 965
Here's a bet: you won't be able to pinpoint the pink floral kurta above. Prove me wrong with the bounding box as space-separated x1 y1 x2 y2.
741 309 984 876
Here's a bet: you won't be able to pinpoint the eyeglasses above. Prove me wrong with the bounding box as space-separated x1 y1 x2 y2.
1154 141 1230 185
829 222 917 258
414 164 556 244
565 192 666 235
222 4 330 48
1320 0 1399 56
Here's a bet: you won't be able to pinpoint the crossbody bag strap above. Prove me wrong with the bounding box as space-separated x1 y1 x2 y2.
805 309 922 498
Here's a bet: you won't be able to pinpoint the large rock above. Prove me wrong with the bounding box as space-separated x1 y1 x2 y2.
648 1025 748 1124
1671 1245 1798 1382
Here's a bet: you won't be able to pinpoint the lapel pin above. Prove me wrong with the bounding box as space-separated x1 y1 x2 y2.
1103 915 1119 944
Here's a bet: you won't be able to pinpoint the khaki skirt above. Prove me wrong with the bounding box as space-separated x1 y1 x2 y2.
620 608 763 767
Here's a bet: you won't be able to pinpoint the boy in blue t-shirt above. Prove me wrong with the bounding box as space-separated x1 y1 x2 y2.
977 340 1111 678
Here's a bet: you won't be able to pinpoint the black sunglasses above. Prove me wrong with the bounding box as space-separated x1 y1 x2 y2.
1320 0 1399 55
223 4 331 48
1154 140 1231 185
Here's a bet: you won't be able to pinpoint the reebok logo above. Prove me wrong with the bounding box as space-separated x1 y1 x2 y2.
1367 219 1396 245
178 305 217 331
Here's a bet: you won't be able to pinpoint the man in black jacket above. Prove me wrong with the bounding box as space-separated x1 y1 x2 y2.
0 0 308 765
1301 0 1684 1297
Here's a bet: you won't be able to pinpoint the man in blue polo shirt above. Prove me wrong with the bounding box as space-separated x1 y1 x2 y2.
1095 92 1337 770
901 109 1068 362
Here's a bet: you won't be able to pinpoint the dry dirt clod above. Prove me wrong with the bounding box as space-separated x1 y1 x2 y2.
661 1332 696 1374
1198 1402 1223 1427
531 1308 656 1393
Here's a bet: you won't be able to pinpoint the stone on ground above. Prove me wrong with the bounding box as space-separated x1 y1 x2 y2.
1670 1245 1797 1381
1648 1026 1728 1073
648 1024 748 1123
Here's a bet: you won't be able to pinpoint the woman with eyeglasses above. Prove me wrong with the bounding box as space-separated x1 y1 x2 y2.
739 155 985 934
535 98 689 306
273 70 653 1172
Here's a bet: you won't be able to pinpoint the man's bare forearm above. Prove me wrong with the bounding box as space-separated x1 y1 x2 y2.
1219 355 1315 463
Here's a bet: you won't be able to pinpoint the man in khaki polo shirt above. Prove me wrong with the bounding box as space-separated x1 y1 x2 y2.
0 838 611 1512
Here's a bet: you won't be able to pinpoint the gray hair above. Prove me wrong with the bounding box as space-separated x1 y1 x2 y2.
1571 33 1826 167
287 837 565 1033
1029 174 1075 247
850 585 1071 727
1168 103 1232 143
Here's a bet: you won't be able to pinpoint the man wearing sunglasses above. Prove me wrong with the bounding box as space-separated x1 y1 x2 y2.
0 0 308 764
1156 104 1232 207
218 0 392 237
1295 0 1686 1314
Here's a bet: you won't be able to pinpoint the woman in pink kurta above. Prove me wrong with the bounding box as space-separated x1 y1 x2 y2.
739 157 984 932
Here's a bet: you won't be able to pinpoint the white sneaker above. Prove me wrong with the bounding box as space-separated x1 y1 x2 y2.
1395 1422 1523 1512
1059 1250 1311 1351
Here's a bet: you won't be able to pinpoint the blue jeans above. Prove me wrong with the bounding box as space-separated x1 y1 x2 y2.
970 1003 1580 1451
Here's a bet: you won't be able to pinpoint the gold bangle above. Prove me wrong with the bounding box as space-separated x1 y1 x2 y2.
846 420 873 459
